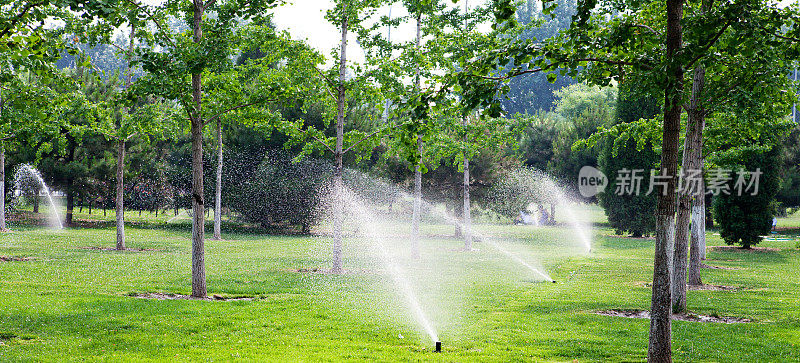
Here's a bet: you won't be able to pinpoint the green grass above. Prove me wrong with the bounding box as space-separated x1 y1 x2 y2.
1 206 799 361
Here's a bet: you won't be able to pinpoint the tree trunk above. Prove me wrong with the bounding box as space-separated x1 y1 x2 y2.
116 140 126 250
688 181 705 286
0 142 6 231
673 65 707 311
410 11 423 258
190 0 207 298
213 118 223 240
88 201 92 215
0 142 5 230
66 187 74 226
411 136 422 258
330 10 349 274
453 201 463 238
463 157 472 250
648 0 684 359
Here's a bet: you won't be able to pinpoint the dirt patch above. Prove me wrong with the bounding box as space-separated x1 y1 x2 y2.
633 281 743 291
0 256 36 262
130 292 254 301
607 234 655 240
78 246 161 252
290 268 381 275
594 309 751 324
710 246 781 252
688 284 740 291
701 263 740 270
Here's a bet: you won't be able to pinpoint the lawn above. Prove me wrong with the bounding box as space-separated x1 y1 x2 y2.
1 206 799 362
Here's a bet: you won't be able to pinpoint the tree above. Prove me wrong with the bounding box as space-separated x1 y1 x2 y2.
712 145 783 249
130 0 294 297
287 0 391 273
597 79 660 237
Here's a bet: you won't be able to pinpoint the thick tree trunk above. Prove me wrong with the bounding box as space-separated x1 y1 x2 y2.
190 0 207 298
213 119 223 240
330 11 348 274
648 0 683 359
0 142 5 230
116 140 126 250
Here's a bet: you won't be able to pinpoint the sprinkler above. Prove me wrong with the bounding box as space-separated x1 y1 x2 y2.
551 280 557 283
435 341 442 352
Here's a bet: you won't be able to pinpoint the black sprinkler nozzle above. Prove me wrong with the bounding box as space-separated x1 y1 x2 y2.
435 341 442 352
552 280 557 283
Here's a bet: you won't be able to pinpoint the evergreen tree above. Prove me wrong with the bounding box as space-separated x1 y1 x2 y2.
598 79 660 237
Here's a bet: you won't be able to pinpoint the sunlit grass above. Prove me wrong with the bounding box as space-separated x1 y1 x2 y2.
0 206 798 361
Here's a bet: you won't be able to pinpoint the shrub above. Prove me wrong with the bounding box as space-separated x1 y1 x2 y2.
226 155 332 233
712 147 781 249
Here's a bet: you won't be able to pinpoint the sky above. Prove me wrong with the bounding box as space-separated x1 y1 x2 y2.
271 1 476 64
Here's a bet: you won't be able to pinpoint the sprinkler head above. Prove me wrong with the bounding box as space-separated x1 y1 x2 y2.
435 341 442 353
551 280 557 283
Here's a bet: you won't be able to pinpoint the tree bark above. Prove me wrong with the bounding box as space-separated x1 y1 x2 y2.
0 142 5 230
411 136 422 258
330 9 348 274
673 0 712 310
463 155 472 250
213 118 223 240
66 187 74 226
190 0 207 298
648 0 684 359
688 181 705 286
115 19 136 251
410 11 423 258
115 140 126 250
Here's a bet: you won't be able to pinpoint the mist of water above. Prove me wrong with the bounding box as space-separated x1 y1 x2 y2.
339 186 440 343
14 164 63 229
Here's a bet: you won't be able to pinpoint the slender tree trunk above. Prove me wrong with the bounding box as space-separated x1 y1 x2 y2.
0 142 5 231
648 0 684 359
88 201 92 215
688 180 705 285
463 155 472 250
116 140 126 250
66 187 74 226
190 0 207 298
411 136 422 257
673 65 707 311
330 10 349 274
213 119 223 240
410 11 423 258
115 20 136 251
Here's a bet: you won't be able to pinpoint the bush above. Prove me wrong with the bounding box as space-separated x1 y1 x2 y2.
712 147 781 249
597 77 659 237
226 155 333 233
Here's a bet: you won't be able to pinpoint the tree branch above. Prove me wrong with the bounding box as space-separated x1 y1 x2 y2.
476 57 652 81
313 66 337 100
203 99 276 126
122 0 177 48
0 1 46 40
0 133 16 142
343 124 395 154
623 23 662 37
309 132 335 154
684 22 731 70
